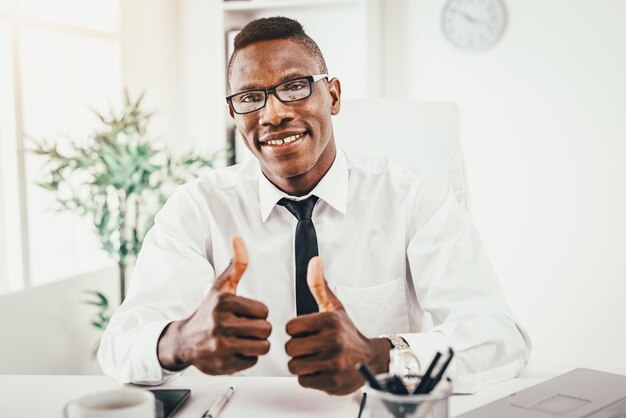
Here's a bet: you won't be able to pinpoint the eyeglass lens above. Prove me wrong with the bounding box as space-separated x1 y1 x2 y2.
231 78 312 114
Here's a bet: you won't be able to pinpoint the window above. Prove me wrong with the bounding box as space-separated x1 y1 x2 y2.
0 1 121 293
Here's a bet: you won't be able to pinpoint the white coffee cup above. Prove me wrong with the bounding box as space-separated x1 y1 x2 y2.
63 388 155 418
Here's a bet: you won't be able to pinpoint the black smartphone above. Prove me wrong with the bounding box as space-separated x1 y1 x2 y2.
148 389 191 418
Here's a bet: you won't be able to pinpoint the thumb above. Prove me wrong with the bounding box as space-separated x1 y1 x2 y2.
307 256 344 312
213 235 248 294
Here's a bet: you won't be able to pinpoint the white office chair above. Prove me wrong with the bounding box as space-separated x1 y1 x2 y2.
332 100 467 209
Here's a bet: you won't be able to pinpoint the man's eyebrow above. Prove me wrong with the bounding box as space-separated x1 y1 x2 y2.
234 71 310 93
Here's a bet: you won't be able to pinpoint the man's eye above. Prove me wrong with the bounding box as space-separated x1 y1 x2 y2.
239 93 263 103
282 81 307 91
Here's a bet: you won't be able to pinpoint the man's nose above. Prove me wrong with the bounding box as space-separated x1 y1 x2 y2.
258 93 295 126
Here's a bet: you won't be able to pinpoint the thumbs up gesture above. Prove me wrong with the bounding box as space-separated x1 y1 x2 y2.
285 257 393 395
306 257 344 312
157 236 272 375
211 235 249 294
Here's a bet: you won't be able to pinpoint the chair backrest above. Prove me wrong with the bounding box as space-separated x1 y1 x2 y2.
332 99 467 208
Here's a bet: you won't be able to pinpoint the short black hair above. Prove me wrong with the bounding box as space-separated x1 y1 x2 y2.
227 16 328 83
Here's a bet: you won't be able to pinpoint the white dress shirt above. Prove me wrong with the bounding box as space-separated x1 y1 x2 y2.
98 148 531 394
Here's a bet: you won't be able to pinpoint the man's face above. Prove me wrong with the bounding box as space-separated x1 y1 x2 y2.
228 38 341 194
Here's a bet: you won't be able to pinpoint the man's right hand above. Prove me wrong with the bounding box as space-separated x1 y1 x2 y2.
157 236 272 375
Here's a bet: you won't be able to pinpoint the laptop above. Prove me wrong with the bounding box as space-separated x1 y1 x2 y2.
458 368 626 417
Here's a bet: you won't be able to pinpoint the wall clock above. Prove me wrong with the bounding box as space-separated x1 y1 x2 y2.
441 0 507 51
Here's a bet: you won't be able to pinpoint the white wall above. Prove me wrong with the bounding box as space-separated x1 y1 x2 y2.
178 0 227 156
0 267 117 374
120 0 227 157
390 0 626 373
120 0 182 153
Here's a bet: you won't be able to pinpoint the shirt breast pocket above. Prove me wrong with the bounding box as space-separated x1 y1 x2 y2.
335 278 410 338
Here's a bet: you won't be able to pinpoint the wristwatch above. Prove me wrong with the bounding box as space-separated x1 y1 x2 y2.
381 334 422 392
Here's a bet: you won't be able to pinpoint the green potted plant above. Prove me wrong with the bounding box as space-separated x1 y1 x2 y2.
31 91 224 332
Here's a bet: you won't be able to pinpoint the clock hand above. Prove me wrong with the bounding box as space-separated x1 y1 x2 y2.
461 12 489 26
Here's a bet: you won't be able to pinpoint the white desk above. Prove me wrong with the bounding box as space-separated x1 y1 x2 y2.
0 375 544 417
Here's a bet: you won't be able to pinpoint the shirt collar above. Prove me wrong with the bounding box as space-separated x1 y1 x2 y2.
258 148 348 223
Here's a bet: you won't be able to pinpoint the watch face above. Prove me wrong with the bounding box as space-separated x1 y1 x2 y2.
441 0 506 51
390 349 421 393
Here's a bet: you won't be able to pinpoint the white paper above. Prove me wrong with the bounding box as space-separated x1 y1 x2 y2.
219 378 358 418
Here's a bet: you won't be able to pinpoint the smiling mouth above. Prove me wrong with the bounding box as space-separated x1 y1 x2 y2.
261 132 306 147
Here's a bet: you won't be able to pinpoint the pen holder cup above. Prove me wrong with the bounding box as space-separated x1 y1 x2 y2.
362 374 452 418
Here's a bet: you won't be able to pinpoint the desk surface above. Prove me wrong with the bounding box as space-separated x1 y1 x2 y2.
0 375 544 417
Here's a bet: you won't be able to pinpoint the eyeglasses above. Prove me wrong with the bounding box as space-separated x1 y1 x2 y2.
226 74 328 115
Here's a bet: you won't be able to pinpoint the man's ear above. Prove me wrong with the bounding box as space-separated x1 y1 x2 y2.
227 104 234 119
328 77 341 116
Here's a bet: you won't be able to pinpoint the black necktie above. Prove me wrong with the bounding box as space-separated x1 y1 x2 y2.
278 196 320 316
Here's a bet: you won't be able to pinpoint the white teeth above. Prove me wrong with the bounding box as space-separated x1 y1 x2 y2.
264 133 304 146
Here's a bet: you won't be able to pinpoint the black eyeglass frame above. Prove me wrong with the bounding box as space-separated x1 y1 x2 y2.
226 74 329 115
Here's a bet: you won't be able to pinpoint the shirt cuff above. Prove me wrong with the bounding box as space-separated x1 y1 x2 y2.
131 320 183 385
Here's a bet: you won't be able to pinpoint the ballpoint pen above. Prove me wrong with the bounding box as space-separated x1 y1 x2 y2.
423 348 455 393
357 363 385 391
413 351 442 395
357 363 407 417
201 386 235 418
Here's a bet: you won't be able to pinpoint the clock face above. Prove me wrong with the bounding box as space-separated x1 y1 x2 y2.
441 0 506 51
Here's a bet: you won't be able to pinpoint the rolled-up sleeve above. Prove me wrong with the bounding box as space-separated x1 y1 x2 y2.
401 176 531 394
98 185 215 385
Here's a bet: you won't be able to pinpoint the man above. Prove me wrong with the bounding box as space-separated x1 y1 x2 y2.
98 17 530 395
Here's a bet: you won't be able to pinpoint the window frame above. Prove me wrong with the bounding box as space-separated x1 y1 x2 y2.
0 2 120 294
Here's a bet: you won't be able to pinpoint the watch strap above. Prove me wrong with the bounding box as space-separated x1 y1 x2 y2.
380 334 410 350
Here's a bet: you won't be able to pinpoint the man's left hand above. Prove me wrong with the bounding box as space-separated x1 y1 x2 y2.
285 257 392 395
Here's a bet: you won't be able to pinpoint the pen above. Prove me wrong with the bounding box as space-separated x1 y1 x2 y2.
382 375 409 395
424 348 455 393
201 386 235 418
413 351 442 394
357 363 404 418
356 363 385 391
357 392 367 418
